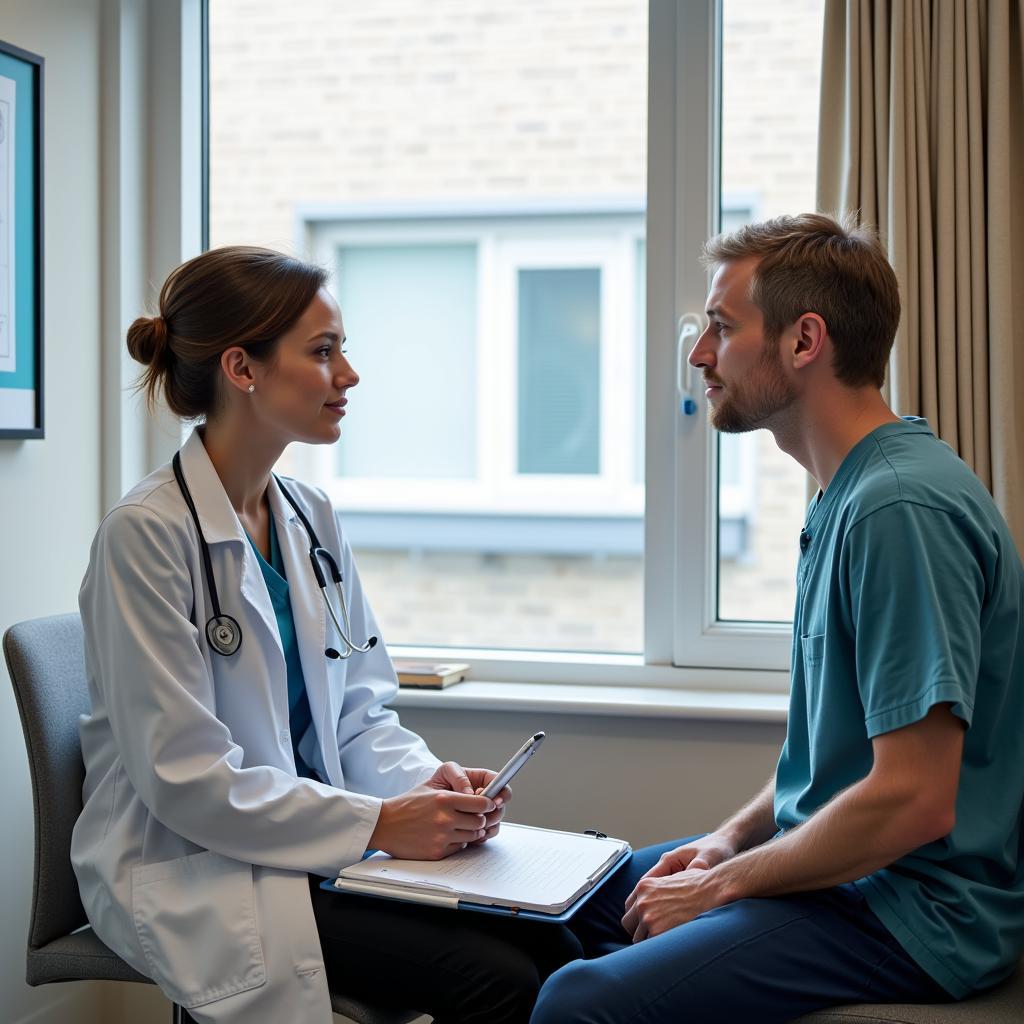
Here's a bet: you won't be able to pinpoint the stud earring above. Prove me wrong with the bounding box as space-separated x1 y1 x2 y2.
247 384 255 393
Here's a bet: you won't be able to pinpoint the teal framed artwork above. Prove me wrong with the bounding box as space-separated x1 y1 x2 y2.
0 40 43 439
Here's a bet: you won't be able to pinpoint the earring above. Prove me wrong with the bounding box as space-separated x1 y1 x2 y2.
247 384 255 393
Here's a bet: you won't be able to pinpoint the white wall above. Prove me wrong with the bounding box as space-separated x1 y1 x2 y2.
0 3 105 1023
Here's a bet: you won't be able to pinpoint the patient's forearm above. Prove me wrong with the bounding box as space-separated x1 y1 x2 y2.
715 776 778 853
711 772 952 902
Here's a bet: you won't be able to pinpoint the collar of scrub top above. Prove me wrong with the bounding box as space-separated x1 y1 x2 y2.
171 434 377 661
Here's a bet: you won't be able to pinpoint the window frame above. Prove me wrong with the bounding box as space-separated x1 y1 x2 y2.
301 207 646 519
654 0 793 673
201 0 798 688
499 237 622 488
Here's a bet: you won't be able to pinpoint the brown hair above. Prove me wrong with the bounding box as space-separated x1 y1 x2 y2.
126 246 329 419
700 213 900 388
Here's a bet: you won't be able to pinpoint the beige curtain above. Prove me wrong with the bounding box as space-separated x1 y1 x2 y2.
817 0 1024 552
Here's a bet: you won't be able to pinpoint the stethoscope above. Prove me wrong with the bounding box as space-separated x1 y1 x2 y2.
172 452 378 661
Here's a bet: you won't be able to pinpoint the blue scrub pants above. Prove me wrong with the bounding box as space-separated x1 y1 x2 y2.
531 838 952 1024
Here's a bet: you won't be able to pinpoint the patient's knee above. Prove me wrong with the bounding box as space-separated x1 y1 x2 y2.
531 958 610 1024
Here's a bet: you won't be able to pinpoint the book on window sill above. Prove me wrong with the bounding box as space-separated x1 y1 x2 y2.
393 659 470 689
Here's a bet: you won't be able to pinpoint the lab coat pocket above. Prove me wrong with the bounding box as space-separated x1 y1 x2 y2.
131 850 266 1008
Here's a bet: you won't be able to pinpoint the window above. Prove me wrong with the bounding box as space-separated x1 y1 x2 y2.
208 0 825 678
304 210 644 516
294 208 646 652
647 0 824 672
332 242 479 482
714 0 824 626
518 267 601 476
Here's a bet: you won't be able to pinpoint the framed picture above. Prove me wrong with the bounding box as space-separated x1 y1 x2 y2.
0 39 43 439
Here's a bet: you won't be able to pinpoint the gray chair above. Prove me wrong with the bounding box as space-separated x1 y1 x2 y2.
4 613 422 1024
793 964 1024 1023
789 954 1024 1022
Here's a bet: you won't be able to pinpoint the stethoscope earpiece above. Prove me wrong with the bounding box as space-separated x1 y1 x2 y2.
325 632 377 660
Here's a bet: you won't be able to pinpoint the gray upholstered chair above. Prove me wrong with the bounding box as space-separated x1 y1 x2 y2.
788 951 1024 1021
4 613 421 1024
792 967 1024 1023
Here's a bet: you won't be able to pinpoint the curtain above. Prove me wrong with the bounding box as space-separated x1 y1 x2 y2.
817 0 1024 551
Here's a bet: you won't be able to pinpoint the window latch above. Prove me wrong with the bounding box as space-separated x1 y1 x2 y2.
676 313 703 416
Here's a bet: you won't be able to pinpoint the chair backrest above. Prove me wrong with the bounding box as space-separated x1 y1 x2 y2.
3 613 91 950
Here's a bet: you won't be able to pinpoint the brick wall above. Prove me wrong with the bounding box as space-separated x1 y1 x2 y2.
721 0 826 221
209 0 647 246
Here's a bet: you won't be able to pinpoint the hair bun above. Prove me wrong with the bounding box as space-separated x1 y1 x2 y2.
126 314 170 367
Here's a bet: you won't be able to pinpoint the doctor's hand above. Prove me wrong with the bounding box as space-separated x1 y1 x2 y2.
422 762 509 846
466 767 510 844
370 771 497 861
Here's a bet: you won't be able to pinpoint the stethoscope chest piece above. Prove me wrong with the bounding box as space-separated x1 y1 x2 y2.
207 614 242 657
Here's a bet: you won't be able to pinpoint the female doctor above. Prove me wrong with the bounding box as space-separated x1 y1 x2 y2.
72 246 579 1024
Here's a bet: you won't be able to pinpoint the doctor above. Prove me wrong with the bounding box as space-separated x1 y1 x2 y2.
73 246 578 1024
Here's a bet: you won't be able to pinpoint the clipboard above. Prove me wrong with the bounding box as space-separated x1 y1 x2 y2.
323 822 632 922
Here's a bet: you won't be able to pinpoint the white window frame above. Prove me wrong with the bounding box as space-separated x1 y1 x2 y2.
494 235 637 506
301 212 645 520
652 0 792 672
200 0 797 690
106 0 205 507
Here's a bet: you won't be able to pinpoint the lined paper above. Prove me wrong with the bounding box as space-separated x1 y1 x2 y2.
338 823 629 913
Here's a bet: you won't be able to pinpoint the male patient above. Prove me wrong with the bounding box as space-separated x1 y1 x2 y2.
531 214 1024 1024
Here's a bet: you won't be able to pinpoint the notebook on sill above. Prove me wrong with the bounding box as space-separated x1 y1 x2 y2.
325 822 632 922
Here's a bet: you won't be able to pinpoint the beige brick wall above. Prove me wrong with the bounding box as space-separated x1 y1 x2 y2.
358 550 644 652
210 0 648 247
721 0 827 222
210 0 823 650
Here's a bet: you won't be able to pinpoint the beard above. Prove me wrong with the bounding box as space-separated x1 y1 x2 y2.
708 341 797 434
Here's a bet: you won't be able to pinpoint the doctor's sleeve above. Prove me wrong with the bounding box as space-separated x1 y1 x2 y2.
80 504 384 873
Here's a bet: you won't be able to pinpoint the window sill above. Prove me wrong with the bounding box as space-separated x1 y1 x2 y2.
391 680 789 723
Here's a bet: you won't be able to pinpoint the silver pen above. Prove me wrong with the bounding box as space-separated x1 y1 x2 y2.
481 732 546 799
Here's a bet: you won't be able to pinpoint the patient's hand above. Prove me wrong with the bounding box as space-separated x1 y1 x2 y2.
622 861 728 942
618 832 739 940
641 832 738 880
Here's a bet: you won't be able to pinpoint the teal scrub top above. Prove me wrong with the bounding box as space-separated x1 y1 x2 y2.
246 516 317 780
776 418 1024 998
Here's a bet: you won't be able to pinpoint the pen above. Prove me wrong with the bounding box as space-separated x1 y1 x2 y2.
334 877 461 909
481 731 546 800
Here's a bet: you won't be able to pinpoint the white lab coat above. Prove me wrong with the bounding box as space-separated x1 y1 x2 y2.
72 429 440 1022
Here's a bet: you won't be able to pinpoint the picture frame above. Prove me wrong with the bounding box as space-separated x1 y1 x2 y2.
0 39 43 440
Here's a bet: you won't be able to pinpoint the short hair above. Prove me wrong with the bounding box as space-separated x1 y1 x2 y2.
700 213 900 389
127 246 329 419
